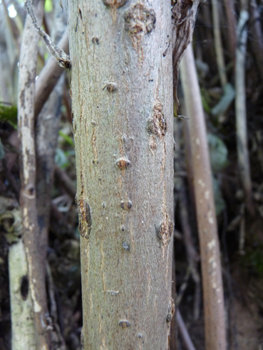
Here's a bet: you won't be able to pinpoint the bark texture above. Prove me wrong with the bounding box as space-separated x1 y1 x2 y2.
172 0 200 106
18 1 51 348
9 239 36 350
68 0 174 349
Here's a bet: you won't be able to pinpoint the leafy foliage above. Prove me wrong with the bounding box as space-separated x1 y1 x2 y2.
0 104 17 128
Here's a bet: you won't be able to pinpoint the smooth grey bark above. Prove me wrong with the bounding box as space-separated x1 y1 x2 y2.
9 238 36 350
181 45 226 350
68 0 174 349
18 1 52 348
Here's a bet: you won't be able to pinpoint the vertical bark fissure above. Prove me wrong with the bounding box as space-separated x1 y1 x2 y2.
69 0 173 348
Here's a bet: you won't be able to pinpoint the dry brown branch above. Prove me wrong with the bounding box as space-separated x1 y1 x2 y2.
180 45 226 350
172 0 200 107
18 0 51 348
223 0 237 62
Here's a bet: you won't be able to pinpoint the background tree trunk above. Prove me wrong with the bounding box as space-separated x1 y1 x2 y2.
18 1 51 348
68 0 174 348
181 45 226 350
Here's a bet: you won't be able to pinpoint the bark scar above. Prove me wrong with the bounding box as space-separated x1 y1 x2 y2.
147 102 167 138
78 197 92 239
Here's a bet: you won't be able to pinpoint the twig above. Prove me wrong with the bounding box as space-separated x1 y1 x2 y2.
179 184 200 283
46 263 66 350
176 267 191 306
238 208 246 255
24 0 70 69
222 0 236 62
250 0 263 81
222 210 238 350
177 309 197 350
193 280 201 320
235 8 254 215
179 182 201 319
211 0 227 87
172 0 200 107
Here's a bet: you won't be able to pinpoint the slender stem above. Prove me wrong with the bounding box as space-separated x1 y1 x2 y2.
235 9 254 215
24 0 70 68
18 0 51 348
177 310 197 350
223 0 237 62
34 31 69 117
250 0 263 81
211 0 227 87
181 45 226 350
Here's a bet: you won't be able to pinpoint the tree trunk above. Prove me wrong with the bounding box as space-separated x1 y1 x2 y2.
68 0 174 348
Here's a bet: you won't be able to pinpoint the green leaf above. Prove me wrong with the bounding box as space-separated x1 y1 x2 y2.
44 0 53 12
58 131 74 146
0 104 17 128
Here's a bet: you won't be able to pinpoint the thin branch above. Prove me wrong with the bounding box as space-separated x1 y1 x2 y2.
250 0 263 81
223 0 236 62
34 31 69 117
172 0 200 107
36 1 68 271
177 310 197 350
211 0 227 87
179 184 200 283
18 0 51 348
24 0 70 69
235 9 254 215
